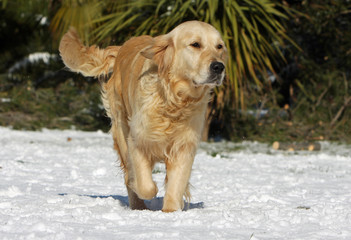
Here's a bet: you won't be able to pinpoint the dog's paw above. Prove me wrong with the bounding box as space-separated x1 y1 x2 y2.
135 180 158 200
162 195 184 212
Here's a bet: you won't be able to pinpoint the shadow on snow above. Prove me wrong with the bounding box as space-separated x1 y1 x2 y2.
58 193 204 211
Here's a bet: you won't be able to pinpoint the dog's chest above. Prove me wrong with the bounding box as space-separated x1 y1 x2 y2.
129 98 204 155
131 102 185 140
127 68 208 156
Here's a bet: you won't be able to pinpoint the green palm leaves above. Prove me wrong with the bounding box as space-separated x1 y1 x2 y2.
50 0 104 45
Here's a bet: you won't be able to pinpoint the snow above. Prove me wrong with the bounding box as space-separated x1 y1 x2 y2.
8 52 58 74
0 127 350 239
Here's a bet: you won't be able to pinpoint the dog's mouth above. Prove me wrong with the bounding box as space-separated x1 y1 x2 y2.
206 73 224 86
192 74 224 88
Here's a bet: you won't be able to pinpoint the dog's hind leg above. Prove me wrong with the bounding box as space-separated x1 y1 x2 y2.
126 186 147 210
113 142 147 210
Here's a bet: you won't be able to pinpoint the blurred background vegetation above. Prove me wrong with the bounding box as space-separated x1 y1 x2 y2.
0 0 350 142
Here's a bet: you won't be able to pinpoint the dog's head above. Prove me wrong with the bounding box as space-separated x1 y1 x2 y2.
142 21 227 89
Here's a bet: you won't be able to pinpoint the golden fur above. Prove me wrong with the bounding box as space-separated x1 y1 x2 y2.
59 21 227 212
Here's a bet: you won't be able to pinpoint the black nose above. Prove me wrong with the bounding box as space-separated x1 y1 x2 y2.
210 62 225 74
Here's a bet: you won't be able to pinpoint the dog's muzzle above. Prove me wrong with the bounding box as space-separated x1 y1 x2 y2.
206 61 225 85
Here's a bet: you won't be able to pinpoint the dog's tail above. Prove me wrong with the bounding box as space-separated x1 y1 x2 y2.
59 27 120 77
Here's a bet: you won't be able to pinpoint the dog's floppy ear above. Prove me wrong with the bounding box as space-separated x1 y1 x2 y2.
141 34 174 79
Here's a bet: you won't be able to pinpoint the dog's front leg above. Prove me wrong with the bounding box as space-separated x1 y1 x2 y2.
127 137 158 201
162 146 196 212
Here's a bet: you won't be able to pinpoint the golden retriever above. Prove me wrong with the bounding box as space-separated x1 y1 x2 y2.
59 21 227 212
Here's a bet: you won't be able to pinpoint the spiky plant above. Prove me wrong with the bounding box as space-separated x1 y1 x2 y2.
49 0 105 45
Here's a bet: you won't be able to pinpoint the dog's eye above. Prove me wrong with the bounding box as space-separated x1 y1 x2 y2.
191 42 201 48
217 44 223 49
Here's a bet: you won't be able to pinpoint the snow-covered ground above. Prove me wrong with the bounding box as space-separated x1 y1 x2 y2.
0 127 350 240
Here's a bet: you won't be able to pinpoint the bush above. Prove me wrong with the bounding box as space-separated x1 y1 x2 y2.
0 69 109 131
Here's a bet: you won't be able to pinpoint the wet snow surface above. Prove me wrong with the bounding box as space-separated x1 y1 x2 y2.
1 127 351 239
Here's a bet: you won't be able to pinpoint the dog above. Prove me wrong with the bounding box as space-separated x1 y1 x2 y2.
59 21 227 212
